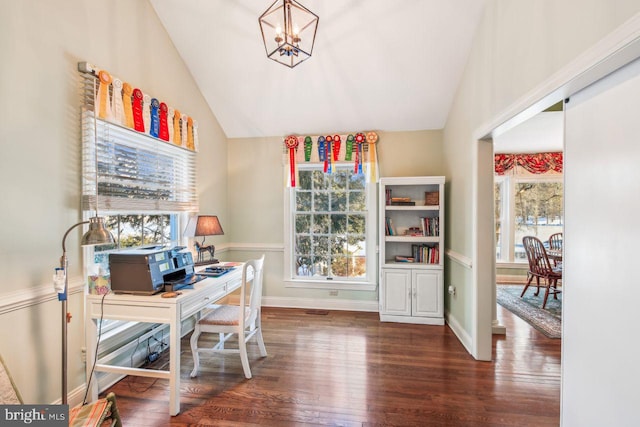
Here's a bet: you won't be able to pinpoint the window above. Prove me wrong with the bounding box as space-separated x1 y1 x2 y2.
495 174 563 263
284 165 377 290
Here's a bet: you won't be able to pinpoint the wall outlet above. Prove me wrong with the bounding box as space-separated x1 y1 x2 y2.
80 347 86 363
329 290 338 296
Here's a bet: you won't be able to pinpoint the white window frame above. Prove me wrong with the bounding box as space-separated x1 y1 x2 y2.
283 164 377 291
495 172 563 265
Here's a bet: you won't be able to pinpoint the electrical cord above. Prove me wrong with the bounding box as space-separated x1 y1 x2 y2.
82 293 108 406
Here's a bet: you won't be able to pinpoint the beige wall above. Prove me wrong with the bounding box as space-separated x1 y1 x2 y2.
443 0 640 350
227 130 444 303
0 0 226 404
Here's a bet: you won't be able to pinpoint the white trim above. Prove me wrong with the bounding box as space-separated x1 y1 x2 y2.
284 280 377 291
444 310 473 356
262 296 379 312
0 277 85 315
221 243 284 252
445 249 473 269
472 12 640 365
476 13 640 141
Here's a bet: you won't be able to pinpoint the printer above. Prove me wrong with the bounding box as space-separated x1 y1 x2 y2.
109 246 202 295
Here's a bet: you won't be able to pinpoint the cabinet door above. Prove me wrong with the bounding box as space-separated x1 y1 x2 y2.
412 270 443 317
381 269 411 316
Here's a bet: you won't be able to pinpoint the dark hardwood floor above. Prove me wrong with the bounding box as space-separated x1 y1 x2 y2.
102 306 561 426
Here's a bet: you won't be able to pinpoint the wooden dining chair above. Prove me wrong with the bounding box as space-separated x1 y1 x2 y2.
190 255 267 379
522 236 562 309
548 232 563 250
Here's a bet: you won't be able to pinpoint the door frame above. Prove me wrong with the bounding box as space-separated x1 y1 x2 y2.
472 13 640 361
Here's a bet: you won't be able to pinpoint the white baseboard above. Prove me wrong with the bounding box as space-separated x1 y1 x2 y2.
445 310 473 356
262 296 379 312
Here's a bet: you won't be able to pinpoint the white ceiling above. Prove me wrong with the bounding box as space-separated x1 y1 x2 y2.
150 0 486 139
494 111 564 153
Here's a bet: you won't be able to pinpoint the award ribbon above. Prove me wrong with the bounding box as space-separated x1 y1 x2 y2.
366 131 379 182
149 98 160 138
193 120 199 151
168 107 175 142
96 70 112 120
345 134 354 161
111 78 125 125
132 88 145 132
285 135 299 187
142 94 151 135
318 136 326 164
304 136 312 161
333 135 341 161
122 83 134 129
181 114 188 147
187 117 195 150
173 110 182 146
325 135 333 174
355 133 365 174
159 102 169 141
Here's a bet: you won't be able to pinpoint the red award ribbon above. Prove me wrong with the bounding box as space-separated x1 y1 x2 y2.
333 135 341 161
159 102 169 141
96 70 112 120
132 88 145 132
355 133 365 174
122 83 134 129
325 135 333 173
285 135 299 187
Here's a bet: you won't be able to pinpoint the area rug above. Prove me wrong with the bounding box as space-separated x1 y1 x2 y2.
496 284 562 339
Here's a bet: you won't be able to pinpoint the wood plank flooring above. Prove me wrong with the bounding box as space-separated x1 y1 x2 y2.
102 306 561 426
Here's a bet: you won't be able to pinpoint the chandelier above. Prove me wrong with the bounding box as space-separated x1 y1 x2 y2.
259 0 319 68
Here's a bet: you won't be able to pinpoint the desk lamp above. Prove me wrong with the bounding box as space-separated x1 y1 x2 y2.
192 215 224 265
55 217 114 404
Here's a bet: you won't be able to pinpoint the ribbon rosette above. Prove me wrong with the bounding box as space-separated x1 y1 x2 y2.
354 133 365 174
285 135 299 187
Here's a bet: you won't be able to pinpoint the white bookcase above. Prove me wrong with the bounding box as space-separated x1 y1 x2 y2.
378 176 445 325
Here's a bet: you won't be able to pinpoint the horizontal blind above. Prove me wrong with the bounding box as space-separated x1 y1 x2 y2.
80 70 198 213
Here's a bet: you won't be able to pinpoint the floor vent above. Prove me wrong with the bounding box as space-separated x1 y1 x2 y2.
305 309 329 315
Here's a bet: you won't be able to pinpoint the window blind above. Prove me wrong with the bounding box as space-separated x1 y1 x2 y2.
80 68 198 213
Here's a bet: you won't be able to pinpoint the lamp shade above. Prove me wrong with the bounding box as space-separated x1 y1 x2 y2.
80 216 115 246
194 215 224 237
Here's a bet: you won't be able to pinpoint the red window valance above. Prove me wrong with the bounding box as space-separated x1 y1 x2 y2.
494 152 563 175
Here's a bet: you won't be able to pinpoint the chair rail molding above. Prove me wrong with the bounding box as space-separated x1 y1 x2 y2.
446 249 473 269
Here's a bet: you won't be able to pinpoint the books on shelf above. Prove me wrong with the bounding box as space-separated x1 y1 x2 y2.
420 217 440 237
411 244 440 264
384 217 397 236
395 255 415 263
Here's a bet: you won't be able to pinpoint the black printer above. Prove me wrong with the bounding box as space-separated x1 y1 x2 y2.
109 246 201 295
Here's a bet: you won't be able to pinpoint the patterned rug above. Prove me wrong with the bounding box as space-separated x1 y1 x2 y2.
496 284 562 339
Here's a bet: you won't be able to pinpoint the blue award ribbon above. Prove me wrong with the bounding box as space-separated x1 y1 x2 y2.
149 98 160 138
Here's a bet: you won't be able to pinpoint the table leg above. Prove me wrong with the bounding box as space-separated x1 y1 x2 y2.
169 311 181 415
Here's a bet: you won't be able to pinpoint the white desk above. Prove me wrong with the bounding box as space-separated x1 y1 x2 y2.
85 264 243 416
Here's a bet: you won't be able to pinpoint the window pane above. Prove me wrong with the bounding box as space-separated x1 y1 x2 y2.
314 191 329 211
494 181 503 261
292 166 369 280
514 181 563 261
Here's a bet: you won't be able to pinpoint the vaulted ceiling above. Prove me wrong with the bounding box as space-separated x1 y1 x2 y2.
150 0 486 139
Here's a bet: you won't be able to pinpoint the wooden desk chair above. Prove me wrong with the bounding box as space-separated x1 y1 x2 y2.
522 236 562 309
190 255 267 379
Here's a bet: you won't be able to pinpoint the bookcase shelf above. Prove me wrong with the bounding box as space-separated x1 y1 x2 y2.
378 176 445 325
